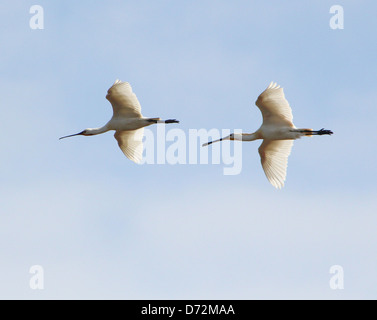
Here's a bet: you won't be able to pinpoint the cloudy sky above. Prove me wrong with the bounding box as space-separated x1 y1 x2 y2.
1 0 377 299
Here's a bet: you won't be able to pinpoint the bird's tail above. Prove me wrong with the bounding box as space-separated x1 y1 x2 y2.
300 128 314 137
146 118 161 123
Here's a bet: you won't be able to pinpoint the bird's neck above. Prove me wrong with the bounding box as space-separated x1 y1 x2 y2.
236 132 259 141
86 126 110 136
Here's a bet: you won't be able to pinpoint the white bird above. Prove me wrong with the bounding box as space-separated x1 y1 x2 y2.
60 79 179 163
203 82 333 189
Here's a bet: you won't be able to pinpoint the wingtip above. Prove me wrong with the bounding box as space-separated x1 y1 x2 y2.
267 81 283 90
271 181 284 189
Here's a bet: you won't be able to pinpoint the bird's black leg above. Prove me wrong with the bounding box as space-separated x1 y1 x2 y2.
312 128 333 135
164 119 179 124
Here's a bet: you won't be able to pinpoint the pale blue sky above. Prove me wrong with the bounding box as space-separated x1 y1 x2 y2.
1 1 377 299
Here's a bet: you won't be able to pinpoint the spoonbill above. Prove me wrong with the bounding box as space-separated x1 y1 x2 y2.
60 79 179 163
203 82 333 189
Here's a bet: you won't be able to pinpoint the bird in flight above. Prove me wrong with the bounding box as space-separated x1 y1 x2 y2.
203 82 333 189
60 79 179 163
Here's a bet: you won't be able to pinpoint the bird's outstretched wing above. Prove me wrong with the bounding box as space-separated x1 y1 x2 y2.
258 139 294 189
106 80 143 118
114 128 144 163
255 82 294 126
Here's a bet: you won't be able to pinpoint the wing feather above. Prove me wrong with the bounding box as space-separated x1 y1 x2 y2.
255 82 294 126
258 139 294 189
106 80 143 118
114 128 144 163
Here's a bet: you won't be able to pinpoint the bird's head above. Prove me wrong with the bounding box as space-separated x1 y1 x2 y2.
202 132 243 146
228 133 236 140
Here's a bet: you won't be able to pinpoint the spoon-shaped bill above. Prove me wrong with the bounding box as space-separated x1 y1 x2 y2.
59 131 84 140
202 136 230 147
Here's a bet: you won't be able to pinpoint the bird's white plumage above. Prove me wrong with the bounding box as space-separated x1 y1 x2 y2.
106 79 143 118
255 82 294 126
60 79 179 164
203 81 333 188
114 128 144 163
258 139 293 189
255 82 295 187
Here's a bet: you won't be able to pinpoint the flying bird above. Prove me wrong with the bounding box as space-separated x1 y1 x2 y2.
203 82 333 189
60 79 179 163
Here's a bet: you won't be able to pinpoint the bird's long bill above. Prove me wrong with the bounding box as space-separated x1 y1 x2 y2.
59 131 84 140
202 135 230 147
